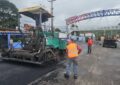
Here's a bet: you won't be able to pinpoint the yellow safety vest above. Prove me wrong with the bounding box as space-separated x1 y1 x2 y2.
67 43 78 58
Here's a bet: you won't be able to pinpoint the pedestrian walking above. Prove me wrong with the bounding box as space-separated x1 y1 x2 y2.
9 38 14 51
87 37 93 54
64 39 82 79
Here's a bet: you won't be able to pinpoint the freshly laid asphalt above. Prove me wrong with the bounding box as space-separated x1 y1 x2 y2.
0 59 58 85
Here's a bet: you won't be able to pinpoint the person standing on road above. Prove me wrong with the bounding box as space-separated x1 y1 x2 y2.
64 39 82 79
87 37 93 54
9 38 14 51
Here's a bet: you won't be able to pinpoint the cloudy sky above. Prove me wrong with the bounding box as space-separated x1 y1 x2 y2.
9 0 120 30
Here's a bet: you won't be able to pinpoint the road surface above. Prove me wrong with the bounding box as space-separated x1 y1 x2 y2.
0 58 57 85
35 44 120 85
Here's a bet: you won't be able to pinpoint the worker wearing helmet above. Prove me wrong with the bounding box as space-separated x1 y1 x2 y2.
64 39 82 79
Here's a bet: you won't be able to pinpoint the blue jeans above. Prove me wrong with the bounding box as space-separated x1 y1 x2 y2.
66 57 78 76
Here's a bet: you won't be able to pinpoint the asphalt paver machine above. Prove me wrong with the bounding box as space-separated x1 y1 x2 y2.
1 5 66 64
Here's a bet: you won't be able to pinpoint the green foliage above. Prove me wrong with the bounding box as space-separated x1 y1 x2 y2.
0 0 19 29
55 28 61 32
71 24 78 28
71 24 75 27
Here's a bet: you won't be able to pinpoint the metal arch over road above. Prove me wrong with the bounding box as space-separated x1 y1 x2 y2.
66 8 120 25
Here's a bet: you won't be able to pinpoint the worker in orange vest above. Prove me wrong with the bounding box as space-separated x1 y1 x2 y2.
87 37 93 54
64 39 82 79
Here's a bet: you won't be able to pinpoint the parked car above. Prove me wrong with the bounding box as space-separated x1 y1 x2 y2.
103 39 117 48
116 39 120 48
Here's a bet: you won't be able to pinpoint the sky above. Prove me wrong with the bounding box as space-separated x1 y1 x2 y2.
9 0 120 31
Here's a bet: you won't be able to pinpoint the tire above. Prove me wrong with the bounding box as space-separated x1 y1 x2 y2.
103 44 105 47
115 45 117 48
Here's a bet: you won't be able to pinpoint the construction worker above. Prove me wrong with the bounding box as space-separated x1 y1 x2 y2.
64 39 82 79
87 37 93 54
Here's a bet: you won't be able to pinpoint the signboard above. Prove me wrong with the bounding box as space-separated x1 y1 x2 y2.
59 33 67 38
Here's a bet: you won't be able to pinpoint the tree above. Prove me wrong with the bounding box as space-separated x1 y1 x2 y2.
55 28 61 32
71 24 79 31
0 0 19 29
71 24 78 28
118 23 120 26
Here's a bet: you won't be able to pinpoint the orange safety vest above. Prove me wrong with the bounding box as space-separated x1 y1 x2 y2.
67 43 79 58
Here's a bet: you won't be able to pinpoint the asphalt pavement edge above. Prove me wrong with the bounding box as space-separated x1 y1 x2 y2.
28 68 60 85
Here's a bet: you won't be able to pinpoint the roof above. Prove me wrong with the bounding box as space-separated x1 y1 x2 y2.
19 5 52 22
0 31 29 35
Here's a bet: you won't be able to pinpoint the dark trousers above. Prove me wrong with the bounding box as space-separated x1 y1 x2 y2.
88 45 92 54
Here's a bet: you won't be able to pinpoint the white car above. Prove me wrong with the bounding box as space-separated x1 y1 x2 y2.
116 39 120 48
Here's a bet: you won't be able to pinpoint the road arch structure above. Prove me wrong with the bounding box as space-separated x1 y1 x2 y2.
66 8 120 25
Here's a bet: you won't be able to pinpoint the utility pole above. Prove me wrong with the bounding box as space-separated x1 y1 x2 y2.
48 0 56 37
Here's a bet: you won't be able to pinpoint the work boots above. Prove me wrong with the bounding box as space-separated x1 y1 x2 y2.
74 75 78 79
64 73 69 79
64 73 78 80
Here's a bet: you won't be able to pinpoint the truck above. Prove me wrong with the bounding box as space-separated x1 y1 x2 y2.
102 36 117 48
